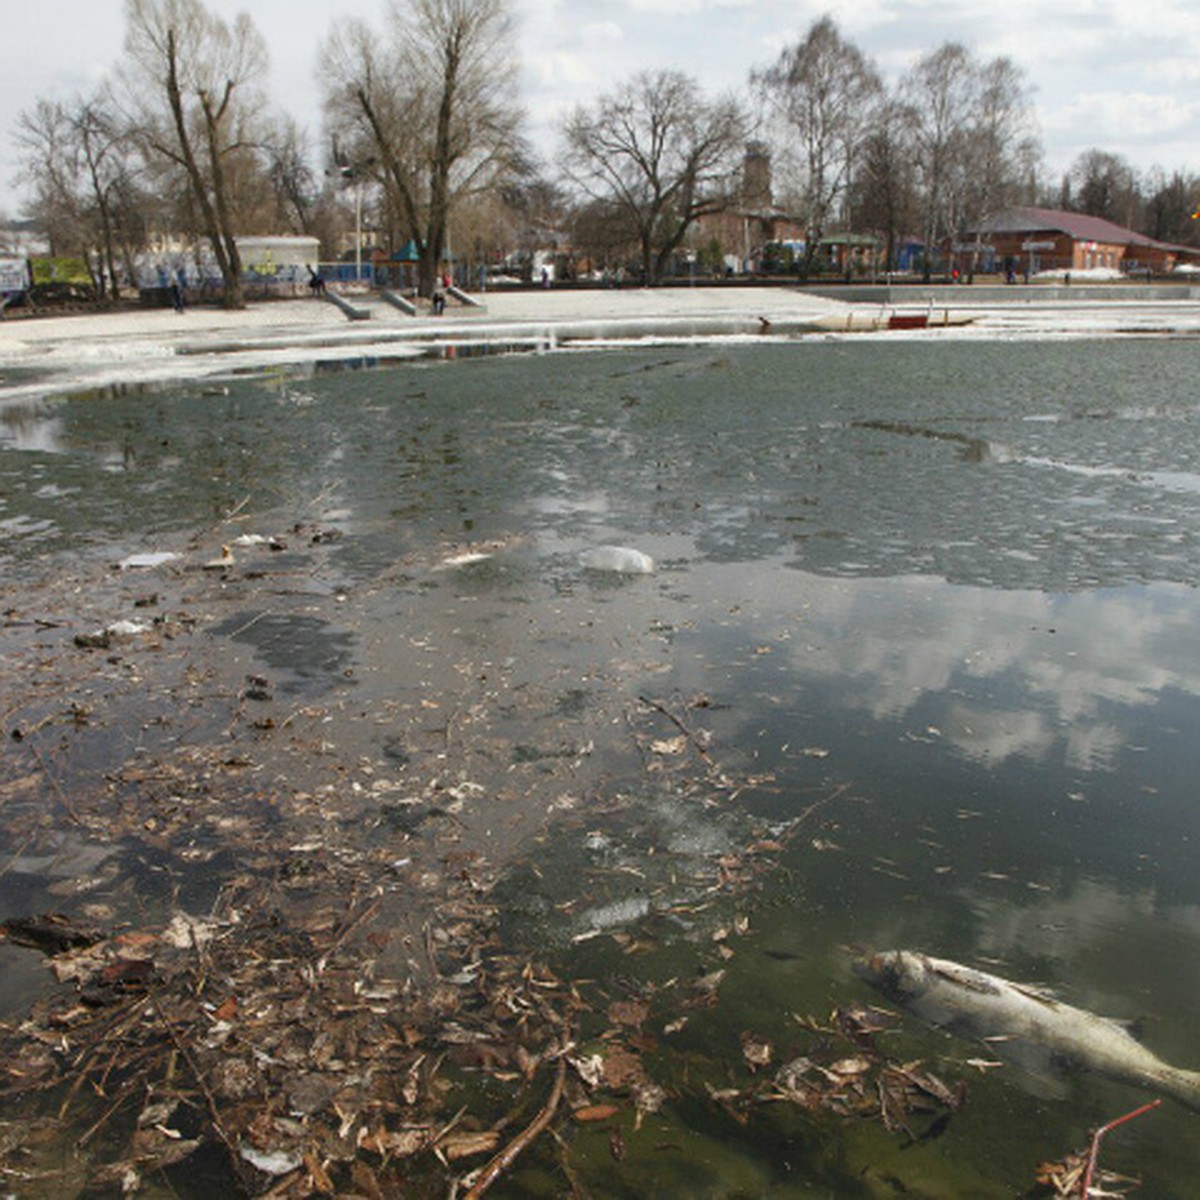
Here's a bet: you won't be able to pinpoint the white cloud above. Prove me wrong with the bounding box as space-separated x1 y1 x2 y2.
580 20 623 41
4 0 1200 213
527 51 607 89
1054 91 1196 142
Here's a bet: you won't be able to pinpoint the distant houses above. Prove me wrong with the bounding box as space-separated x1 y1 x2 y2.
692 144 806 274
959 206 1200 277
692 158 1200 281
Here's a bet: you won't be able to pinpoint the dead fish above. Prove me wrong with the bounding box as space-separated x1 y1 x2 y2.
854 949 1200 1110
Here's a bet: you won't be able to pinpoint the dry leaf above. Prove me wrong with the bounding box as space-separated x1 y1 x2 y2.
572 1104 621 1123
741 1033 773 1071
650 736 687 756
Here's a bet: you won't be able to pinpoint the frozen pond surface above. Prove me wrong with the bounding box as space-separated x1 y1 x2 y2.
4 336 1200 1194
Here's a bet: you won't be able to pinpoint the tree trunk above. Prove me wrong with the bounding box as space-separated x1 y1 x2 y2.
639 231 655 286
164 30 244 308
355 86 427 292
203 89 245 307
422 24 461 297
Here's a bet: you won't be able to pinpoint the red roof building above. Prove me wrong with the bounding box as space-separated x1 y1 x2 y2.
966 206 1198 275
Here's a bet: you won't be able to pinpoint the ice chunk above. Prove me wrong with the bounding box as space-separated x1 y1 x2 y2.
117 551 180 570
106 619 151 636
441 551 493 567
580 545 655 574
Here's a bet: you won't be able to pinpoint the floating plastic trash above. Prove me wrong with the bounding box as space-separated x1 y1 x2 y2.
580 546 655 574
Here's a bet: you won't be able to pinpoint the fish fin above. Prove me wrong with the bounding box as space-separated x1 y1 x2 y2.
1115 1015 1147 1043
928 960 1002 996
1010 981 1061 1007
984 1038 1071 1100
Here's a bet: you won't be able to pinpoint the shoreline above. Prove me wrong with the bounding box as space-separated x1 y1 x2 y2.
5 283 1200 401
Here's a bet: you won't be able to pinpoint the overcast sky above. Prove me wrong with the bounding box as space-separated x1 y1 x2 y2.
3 0 1199 218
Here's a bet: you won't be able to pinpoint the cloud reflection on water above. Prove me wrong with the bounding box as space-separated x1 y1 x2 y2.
666 559 1200 775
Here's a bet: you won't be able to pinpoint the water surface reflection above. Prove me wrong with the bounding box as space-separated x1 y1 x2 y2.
4 338 1200 1194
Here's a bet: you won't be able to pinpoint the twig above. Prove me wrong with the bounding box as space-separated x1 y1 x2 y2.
423 920 442 980
224 609 273 639
76 1069 155 1148
146 988 243 1182
222 494 252 524
316 895 381 974
0 834 35 884
776 782 853 845
637 694 714 764
1080 1098 1160 1197
462 1054 568 1199
25 739 84 827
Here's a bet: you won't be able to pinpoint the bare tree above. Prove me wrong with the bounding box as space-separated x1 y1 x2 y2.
563 70 746 285
848 102 919 272
121 0 270 306
1064 149 1140 227
15 92 148 299
959 56 1041 276
324 0 525 296
901 42 977 278
497 174 570 279
264 116 318 235
1143 167 1200 245
897 45 1042 278
14 100 88 260
753 16 882 277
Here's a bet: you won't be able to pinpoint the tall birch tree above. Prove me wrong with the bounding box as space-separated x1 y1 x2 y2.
754 17 882 277
902 42 977 278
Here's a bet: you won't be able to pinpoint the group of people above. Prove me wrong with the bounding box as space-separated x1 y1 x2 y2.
304 263 461 314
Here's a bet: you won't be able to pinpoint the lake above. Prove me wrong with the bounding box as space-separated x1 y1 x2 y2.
2 335 1199 1196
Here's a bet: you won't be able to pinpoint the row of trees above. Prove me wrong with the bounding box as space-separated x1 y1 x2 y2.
10 0 1200 304
14 0 523 304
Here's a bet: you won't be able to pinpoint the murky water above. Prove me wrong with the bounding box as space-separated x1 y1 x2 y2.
4 338 1200 1195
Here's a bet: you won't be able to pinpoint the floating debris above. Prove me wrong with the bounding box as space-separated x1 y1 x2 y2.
580 545 655 574
116 550 180 570
1034 1098 1159 1197
74 619 153 648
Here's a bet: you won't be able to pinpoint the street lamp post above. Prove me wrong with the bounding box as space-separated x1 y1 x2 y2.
352 172 363 285
327 156 374 287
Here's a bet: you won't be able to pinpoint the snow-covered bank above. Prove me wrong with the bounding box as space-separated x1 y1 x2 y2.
4 286 1200 400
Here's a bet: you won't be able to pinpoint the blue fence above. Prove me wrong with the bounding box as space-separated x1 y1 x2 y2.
316 262 377 286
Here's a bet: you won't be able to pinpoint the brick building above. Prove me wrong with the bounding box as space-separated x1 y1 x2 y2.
692 144 806 273
962 206 1198 276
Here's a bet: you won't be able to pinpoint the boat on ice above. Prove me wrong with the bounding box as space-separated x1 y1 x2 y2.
812 304 977 332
